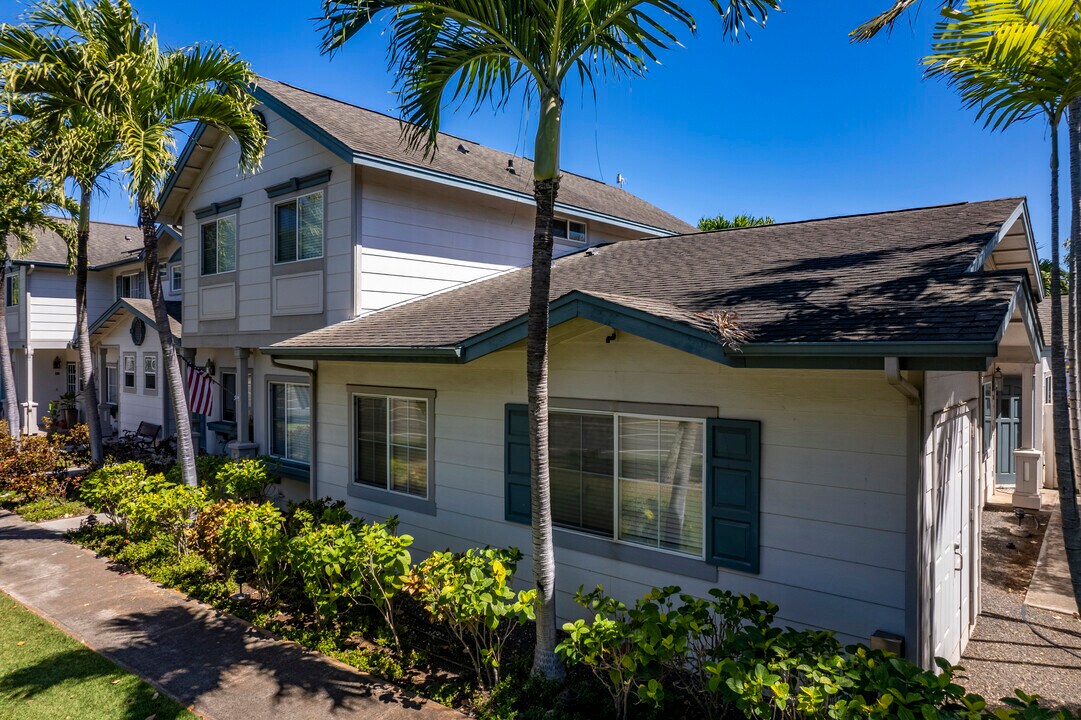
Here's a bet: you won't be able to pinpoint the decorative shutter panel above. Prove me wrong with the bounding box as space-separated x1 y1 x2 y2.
504 403 532 523
706 418 761 573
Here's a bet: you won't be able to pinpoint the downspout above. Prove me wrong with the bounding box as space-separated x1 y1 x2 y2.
885 356 927 668
270 356 318 502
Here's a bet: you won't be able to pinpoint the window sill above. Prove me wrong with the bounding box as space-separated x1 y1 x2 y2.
269 458 309 482
551 528 715 582
347 482 436 517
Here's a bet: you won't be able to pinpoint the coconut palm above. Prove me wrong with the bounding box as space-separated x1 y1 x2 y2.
0 118 74 437
319 0 777 678
5 0 266 485
924 0 1081 611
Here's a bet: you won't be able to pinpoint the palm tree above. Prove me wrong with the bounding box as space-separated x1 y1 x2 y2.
697 213 774 230
925 0 1081 612
0 118 74 437
8 0 266 485
319 0 777 678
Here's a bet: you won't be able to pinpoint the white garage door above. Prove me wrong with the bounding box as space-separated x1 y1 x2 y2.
930 407 976 665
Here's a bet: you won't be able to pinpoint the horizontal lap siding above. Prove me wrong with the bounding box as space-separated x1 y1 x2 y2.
313 322 910 645
28 270 76 343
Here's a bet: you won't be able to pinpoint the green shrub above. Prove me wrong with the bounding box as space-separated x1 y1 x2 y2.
215 501 290 597
167 455 228 487
125 481 208 551
14 496 90 522
404 547 534 691
0 434 71 500
81 462 158 529
289 517 413 652
209 458 274 500
284 496 353 533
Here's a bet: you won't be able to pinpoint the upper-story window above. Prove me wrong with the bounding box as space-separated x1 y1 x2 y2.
5 275 18 307
275 190 324 264
170 264 182 293
553 218 587 244
116 271 146 300
201 215 237 276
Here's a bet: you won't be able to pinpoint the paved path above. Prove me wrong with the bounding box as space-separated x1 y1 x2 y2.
0 510 461 720
1026 502 1079 615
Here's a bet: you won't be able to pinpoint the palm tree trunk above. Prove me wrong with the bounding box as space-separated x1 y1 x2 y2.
75 183 104 465
1062 101 1081 613
139 202 197 486
527 91 564 681
661 422 697 545
1049 116 1081 613
0 241 21 439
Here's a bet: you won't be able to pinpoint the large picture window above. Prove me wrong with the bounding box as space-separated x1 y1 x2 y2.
275 190 324 263
270 381 310 465
550 410 704 558
201 216 237 276
353 394 428 498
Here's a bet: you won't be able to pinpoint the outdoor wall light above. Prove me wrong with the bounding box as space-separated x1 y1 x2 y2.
205 359 216 377
993 367 1004 393
52 356 61 370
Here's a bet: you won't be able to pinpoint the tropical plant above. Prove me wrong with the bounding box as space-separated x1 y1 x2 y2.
923 0 1081 614
3 0 267 485
0 5 123 463
318 0 776 679
1041 257 1069 295
697 213 774 231
0 118 74 438
214 501 291 597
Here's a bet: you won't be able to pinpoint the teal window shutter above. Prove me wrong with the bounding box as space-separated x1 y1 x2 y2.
706 418 761 574
505 404 532 523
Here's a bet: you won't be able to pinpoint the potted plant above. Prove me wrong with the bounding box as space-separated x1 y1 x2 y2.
57 392 78 431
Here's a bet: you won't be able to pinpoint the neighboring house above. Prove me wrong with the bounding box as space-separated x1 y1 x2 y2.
1 221 180 433
155 77 693 487
1036 299 1064 490
263 198 1046 670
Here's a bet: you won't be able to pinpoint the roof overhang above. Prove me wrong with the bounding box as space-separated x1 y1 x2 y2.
89 298 177 340
967 200 1043 302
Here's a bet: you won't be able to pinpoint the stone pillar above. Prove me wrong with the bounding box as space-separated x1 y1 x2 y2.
1013 363 1042 510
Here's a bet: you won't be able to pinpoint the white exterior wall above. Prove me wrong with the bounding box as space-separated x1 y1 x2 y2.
310 322 910 647
357 168 644 313
180 107 353 344
27 269 76 347
96 319 166 435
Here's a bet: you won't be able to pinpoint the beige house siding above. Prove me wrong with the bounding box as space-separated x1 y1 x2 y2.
310 321 910 646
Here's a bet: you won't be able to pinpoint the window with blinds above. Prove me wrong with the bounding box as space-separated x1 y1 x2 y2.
270 381 311 465
275 190 324 263
354 394 429 498
200 216 237 276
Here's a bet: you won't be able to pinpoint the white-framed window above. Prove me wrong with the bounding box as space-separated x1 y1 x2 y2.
122 353 136 390
170 264 182 292
116 271 146 300
269 381 310 465
274 190 324 263
65 362 77 395
549 409 705 558
200 215 237 276
143 354 157 391
352 392 430 499
553 218 587 244
106 364 118 404
5 274 18 307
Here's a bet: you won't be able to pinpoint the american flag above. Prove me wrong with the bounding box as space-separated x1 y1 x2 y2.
187 365 214 416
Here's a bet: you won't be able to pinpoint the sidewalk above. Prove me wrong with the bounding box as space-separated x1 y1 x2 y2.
0 510 461 720
1025 496 1079 616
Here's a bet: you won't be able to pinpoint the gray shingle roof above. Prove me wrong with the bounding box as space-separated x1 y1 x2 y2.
11 220 143 268
254 77 696 235
90 298 182 340
272 198 1029 355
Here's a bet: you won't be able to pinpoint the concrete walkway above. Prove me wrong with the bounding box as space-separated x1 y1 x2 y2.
1026 500 1080 616
0 510 461 720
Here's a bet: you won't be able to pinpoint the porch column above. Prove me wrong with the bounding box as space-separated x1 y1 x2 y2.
235 347 250 444
1013 363 1042 510
21 348 34 434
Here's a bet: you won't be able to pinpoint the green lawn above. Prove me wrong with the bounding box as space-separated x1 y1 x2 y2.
13 497 91 523
0 591 198 720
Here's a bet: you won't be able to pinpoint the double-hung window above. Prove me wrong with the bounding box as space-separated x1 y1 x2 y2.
269 381 311 465
5 275 18 307
552 218 587 244
275 190 324 263
201 216 237 275
116 272 146 299
353 392 430 499
122 353 136 390
143 354 157 392
105 364 118 404
170 264 182 292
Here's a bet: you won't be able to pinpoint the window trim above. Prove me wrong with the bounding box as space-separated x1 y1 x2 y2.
170 263 182 293
199 214 238 277
220 368 237 423
65 362 78 396
552 217 588 245
142 352 158 395
273 189 326 265
5 274 18 307
346 384 437 516
116 270 146 300
105 363 118 405
547 405 709 561
122 353 137 393
266 376 312 468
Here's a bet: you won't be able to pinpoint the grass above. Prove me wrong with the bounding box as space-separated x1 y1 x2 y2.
13 497 91 523
0 590 198 720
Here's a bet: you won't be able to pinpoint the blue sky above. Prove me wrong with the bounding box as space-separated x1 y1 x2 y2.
1 0 1066 258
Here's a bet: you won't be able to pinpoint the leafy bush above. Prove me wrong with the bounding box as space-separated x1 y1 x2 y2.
404 547 535 691
125 481 208 551
81 462 159 528
284 496 353 533
0 434 72 500
14 496 90 522
215 501 291 597
289 516 413 651
209 458 274 500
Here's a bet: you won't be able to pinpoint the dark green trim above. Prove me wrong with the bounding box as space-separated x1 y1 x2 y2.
194 197 243 220
158 122 209 210
504 403 531 524
167 248 182 264
706 418 760 574
252 88 355 163
265 169 333 198
273 458 311 482
262 346 462 362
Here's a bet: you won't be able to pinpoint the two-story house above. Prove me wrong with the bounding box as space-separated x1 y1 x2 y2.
155 77 694 494
3 221 181 434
